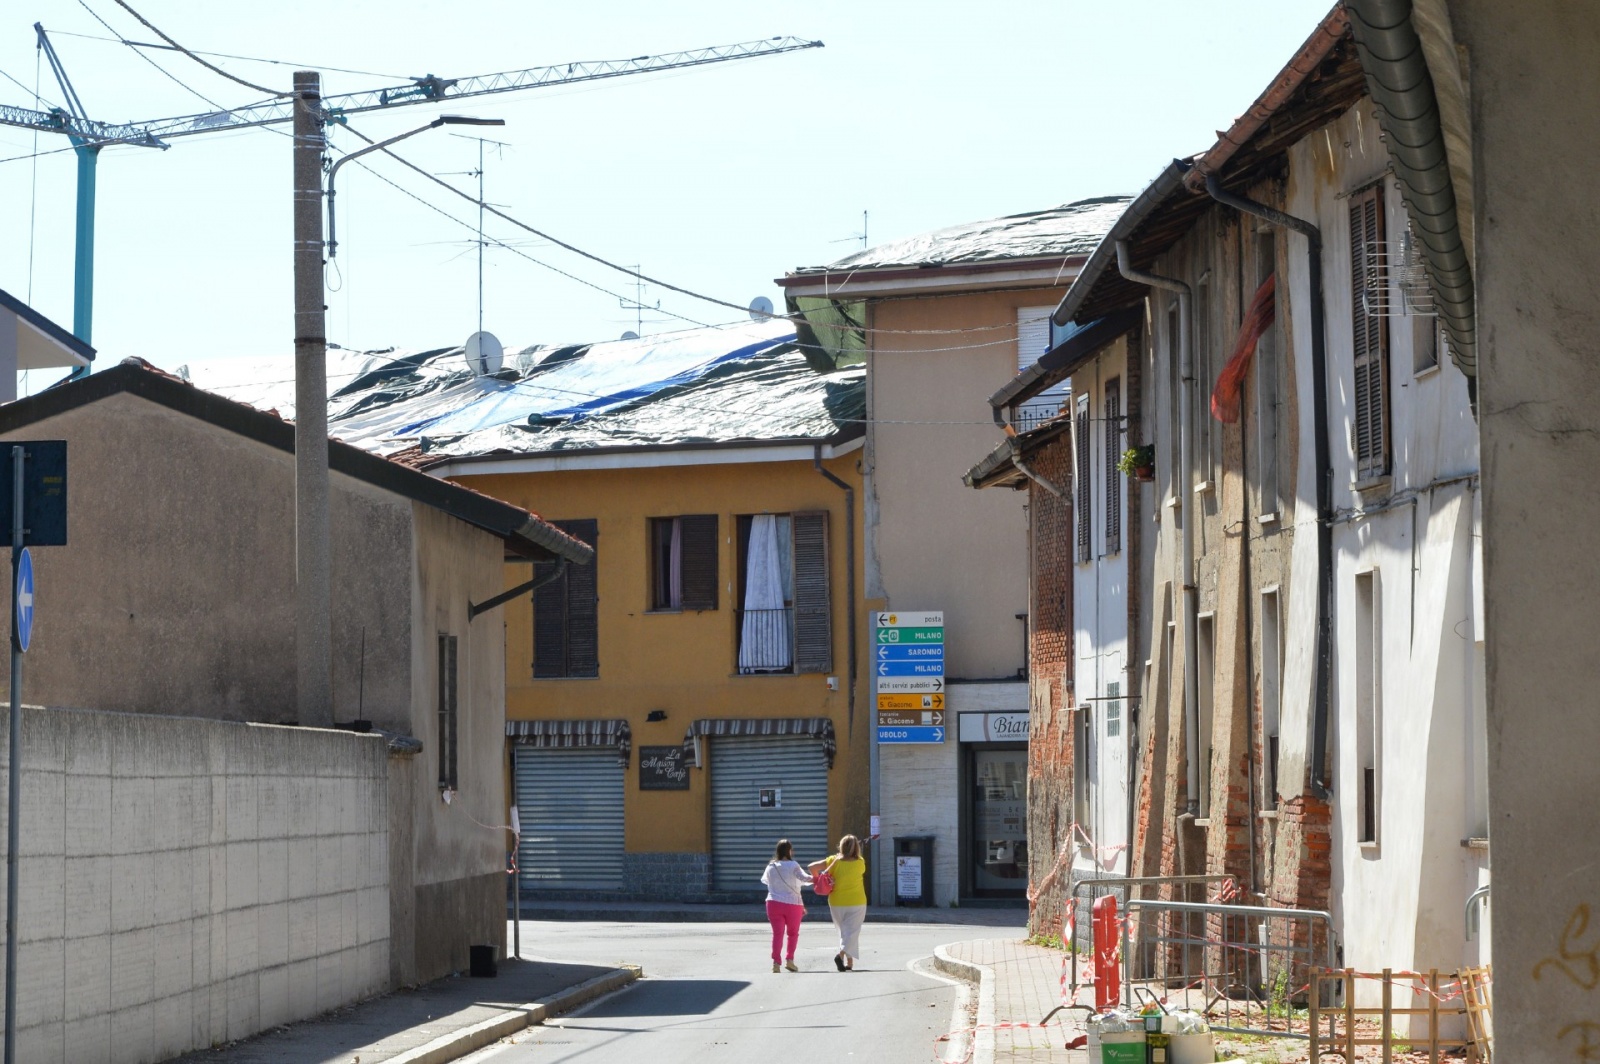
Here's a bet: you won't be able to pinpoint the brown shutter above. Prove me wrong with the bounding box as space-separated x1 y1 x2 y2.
1104 379 1121 555
532 519 599 678
791 511 832 673
678 514 719 611
1349 184 1391 480
1075 397 1092 563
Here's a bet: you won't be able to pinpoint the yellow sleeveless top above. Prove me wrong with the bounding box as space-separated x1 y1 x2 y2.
827 856 867 907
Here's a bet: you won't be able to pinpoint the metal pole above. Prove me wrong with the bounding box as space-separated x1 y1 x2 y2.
5 444 24 1064
293 72 332 728
70 145 98 359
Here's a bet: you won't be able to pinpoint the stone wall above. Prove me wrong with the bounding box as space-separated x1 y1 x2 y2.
0 707 390 1064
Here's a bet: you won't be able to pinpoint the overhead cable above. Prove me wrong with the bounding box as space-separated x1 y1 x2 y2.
106 0 287 97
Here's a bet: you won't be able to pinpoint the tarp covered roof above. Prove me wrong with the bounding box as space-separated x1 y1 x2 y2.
791 196 1131 274
164 319 863 463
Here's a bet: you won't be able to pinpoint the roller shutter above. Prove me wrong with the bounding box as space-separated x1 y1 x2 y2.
514 746 624 891
710 735 830 892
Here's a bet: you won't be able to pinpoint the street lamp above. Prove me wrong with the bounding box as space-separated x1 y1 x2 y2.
326 115 506 258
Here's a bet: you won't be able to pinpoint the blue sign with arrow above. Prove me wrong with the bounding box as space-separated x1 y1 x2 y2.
875 643 944 661
877 660 945 677
878 725 945 744
14 548 33 653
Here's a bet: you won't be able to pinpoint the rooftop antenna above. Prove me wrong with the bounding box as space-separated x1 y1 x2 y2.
830 209 869 249
444 133 511 335
617 266 664 337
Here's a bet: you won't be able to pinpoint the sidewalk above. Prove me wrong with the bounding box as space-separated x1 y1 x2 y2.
511 897 1029 925
166 957 639 1064
935 938 1091 1064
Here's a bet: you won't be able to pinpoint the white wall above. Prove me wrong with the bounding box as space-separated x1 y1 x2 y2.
0 707 389 1064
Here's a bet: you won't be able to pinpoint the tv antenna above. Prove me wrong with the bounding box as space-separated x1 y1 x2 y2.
441 133 511 335
616 266 666 337
830 209 868 249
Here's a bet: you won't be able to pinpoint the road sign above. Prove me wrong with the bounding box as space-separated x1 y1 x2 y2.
875 625 943 644
877 677 945 693
877 659 944 677
875 611 943 628
878 725 945 744
877 710 944 727
13 549 32 653
875 643 944 661
0 442 67 547
876 693 944 711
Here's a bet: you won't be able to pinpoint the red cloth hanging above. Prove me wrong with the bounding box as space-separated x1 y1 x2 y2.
1210 272 1276 423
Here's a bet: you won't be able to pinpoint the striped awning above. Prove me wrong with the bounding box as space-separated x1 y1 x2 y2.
682 717 836 769
505 719 631 765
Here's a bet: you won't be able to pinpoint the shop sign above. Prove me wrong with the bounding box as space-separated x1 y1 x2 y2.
638 745 690 790
958 711 1031 743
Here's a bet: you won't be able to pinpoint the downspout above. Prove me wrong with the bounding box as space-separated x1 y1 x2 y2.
469 556 567 621
1115 240 1200 818
814 446 857 736
1204 174 1333 800
1009 438 1068 499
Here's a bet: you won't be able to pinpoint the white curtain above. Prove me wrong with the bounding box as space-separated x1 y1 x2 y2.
667 518 683 609
739 514 792 672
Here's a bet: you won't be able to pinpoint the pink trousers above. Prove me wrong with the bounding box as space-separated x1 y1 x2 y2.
766 900 804 961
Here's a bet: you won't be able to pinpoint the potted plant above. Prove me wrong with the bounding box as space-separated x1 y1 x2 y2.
1117 444 1156 482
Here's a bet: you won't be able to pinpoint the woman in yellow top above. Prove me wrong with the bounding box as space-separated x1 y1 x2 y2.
810 834 867 972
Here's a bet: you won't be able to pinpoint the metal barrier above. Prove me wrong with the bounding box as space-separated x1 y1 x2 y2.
1065 874 1236 997
1120 898 1339 1039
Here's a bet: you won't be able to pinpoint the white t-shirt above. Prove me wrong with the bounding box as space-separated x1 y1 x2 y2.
761 859 813 905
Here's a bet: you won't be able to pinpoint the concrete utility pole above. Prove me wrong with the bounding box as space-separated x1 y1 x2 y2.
292 71 332 728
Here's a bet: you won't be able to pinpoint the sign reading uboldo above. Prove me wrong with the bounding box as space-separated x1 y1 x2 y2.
874 609 945 743
957 711 1031 743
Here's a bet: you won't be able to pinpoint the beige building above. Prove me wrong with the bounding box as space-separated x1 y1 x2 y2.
780 200 1124 905
0 358 591 988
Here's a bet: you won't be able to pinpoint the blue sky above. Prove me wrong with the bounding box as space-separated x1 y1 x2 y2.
0 0 1332 369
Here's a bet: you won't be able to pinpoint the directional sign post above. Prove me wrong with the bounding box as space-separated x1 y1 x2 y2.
874 611 945 744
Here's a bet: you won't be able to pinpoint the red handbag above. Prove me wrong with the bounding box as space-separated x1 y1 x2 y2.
813 859 837 896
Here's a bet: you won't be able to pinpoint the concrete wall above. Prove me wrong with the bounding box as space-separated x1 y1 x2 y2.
1443 2 1600 1055
0 392 414 729
458 452 868 889
0 707 389 1064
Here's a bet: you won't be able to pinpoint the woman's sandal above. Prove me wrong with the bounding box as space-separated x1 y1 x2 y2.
833 951 846 972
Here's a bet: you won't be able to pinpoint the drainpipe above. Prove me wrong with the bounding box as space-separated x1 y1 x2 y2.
1008 438 1068 499
1204 174 1333 800
814 445 857 736
1115 240 1200 817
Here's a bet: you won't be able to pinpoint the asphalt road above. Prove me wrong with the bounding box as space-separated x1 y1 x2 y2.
463 917 1025 1064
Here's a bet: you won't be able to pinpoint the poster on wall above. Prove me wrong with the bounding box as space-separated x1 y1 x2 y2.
638 746 690 790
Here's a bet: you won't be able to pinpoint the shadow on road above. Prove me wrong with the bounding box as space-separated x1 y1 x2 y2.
578 979 749 1017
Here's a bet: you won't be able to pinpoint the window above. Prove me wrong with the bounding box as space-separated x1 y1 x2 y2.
649 515 719 611
1355 571 1381 844
1412 315 1441 375
1016 305 1069 430
1074 395 1092 563
532 518 600 678
1073 704 1092 839
735 512 831 674
1350 184 1392 481
1197 613 1216 819
437 633 458 789
1104 379 1122 555
1196 278 1214 485
1254 228 1282 516
1105 681 1122 739
1260 590 1283 808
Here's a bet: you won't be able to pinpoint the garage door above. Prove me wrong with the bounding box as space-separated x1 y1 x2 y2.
514 746 625 891
710 735 829 892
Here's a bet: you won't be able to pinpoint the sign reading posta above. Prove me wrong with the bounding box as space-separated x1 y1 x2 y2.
957 711 1030 743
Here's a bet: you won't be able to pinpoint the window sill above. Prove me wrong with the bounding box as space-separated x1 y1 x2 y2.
1194 480 1214 496
1193 817 1212 828
731 670 800 679
1258 809 1279 820
1412 362 1442 380
529 675 601 681
1351 475 1391 494
1257 512 1279 527
1358 839 1380 853
645 608 683 615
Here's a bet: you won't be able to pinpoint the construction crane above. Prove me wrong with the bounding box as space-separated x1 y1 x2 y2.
0 32 824 347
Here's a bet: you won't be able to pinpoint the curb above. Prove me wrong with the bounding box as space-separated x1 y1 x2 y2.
386 964 642 1064
933 945 995 1064
513 906 1022 925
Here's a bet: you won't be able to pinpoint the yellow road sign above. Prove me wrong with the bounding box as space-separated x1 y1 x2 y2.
876 693 944 711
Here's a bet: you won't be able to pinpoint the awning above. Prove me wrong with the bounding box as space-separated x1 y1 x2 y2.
682 718 837 769
505 718 631 765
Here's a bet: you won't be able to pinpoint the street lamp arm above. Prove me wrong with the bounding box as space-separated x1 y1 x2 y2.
325 115 504 258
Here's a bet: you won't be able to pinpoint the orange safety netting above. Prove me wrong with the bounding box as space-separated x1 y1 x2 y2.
1210 272 1276 423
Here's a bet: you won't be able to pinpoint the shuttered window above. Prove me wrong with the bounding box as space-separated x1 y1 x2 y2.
1350 184 1391 481
649 514 719 611
1075 395 1092 563
532 518 599 678
791 512 832 673
1104 378 1121 555
437 634 458 788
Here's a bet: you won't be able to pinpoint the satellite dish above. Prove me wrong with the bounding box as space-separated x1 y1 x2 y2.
749 295 775 320
464 331 504 376
620 331 640 341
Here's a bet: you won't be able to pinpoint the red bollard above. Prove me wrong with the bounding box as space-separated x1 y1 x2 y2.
1092 894 1121 1011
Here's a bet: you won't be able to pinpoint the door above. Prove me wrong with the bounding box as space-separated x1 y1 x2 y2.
513 746 625 891
1096 681 1130 873
969 746 1028 896
710 735 829 892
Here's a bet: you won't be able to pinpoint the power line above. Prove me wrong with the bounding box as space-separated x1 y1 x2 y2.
43 28 406 80
105 0 287 97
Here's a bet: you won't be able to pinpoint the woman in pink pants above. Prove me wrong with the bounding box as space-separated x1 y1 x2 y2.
760 839 813 972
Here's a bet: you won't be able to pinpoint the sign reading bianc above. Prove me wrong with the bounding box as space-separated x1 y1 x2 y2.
874 611 945 743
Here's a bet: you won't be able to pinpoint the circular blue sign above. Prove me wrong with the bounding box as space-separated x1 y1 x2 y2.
15 547 33 653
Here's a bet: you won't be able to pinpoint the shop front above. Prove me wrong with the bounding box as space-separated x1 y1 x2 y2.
959 710 1030 899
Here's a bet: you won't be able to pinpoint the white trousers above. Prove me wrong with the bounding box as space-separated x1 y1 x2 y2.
830 904 866 960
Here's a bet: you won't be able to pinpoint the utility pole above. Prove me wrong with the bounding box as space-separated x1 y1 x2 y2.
292 71 332 728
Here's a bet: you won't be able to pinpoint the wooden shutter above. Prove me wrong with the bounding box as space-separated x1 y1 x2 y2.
678 514 719 611
791 511 832 673
532 518 599 678
1349 184 1391 480
1075 396 1092 563
1104 379 1121 554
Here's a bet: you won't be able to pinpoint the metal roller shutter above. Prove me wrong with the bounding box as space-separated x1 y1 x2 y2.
710 735 830 892
514 746 624 891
